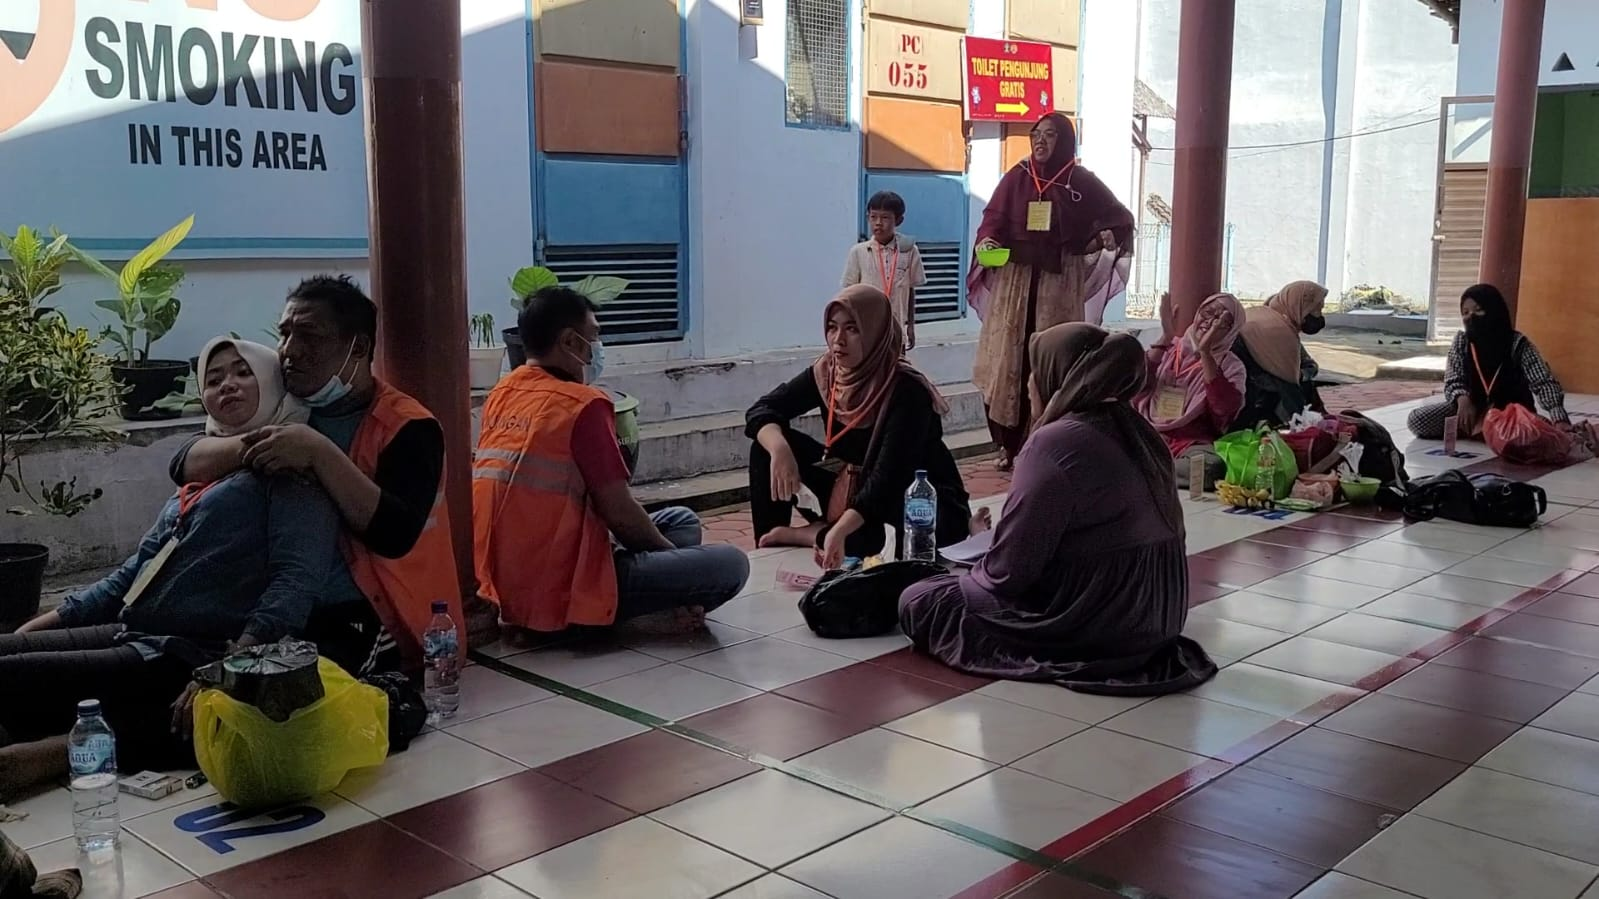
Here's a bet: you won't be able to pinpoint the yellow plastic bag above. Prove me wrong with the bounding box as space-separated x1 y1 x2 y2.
193 657 389 808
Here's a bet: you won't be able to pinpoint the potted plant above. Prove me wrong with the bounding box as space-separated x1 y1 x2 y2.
468 312 504 390
0 236 120 628
72 215 196 421
502 266 629 368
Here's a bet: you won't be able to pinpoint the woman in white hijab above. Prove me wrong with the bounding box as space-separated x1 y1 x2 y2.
0 338 339 800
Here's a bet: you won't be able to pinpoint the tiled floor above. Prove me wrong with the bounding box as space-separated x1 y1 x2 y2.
9 388 1599 898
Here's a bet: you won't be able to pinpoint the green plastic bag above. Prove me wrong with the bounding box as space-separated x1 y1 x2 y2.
1215 427 1300 500
194 657 389 808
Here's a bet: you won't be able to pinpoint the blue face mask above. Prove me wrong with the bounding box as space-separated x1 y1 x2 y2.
303 339 357 408
582 338 606 385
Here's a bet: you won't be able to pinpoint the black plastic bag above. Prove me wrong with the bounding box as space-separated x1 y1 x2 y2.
1386 469 1546 528
361 672 429 754
798 560 946 639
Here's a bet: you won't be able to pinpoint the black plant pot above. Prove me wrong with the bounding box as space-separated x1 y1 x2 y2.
112 359 190 421
0 543 48 632
503 327 526 369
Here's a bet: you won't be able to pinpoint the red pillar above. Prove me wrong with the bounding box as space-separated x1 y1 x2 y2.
1478 0 1547 319
1167 0 1236 333
361 0 474 595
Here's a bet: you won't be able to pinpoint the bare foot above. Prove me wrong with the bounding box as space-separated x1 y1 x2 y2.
994 450 1013 472
970 507 993 535
758 523 825 549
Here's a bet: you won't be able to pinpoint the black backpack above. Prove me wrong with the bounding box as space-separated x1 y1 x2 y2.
798 560 946 639
1388 470 1547 528
1338 410 1410 485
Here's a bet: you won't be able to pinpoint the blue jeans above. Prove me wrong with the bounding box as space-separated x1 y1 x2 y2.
614 508 750 620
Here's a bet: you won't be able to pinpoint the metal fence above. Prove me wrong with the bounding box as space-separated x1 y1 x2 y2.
1124 222 1237 319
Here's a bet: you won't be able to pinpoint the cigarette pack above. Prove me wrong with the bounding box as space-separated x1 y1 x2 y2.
118 771 184 800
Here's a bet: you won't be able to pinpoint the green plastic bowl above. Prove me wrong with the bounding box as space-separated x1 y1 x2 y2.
1340 476 1381 505
976 247 1011 268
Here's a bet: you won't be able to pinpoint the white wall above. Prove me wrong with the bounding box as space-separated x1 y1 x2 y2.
1458 0 1599 95
685 0 864 359
1138 0 1453 304
1078 0 1138 209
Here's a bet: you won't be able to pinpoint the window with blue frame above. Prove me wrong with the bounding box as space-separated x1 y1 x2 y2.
785 0 849 128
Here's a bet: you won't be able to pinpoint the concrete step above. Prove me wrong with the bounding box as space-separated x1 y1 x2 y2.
1374 356 1446 382
629 381 988 484
634 426 996 512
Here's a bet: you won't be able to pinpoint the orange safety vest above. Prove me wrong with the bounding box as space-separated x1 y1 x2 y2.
473 365 619 631
342 379 463 668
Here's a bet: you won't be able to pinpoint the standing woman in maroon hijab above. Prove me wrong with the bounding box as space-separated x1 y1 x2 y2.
969 112 1134 469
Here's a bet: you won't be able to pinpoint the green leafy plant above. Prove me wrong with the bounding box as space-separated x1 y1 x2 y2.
470 312 498 348
508 265 629 311
0 229 121 515
71 215 195 364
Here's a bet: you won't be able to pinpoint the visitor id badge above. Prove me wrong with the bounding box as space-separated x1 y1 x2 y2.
1026 201 1053 231
1154 387 1187 423
120 537 180 609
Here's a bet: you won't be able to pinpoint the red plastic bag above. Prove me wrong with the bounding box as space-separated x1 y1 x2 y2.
1484 404 1571 465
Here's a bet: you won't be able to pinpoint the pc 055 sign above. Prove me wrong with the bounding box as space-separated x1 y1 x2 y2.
0 0 366 255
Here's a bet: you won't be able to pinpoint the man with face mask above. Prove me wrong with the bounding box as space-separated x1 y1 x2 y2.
473 286 749 636
170 275 461 676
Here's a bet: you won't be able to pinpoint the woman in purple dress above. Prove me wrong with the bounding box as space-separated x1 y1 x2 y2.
899 323 1216 694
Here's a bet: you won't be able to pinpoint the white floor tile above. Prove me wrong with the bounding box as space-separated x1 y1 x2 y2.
790 728 995 809
1483 535 1599 570
620 621 762 662
974 679 1153 725
446 696 649 767
428 877 536 899
680 637 854 691
1100 694 1282 758
717 875 833 899
124 792 376 877
651 769 889 868
1294 871 1423 899
1298 557 1429 590
502 644 665 688
1447 556 1578 590
1383 523 1513 554
883 693 1086 764
1246 636 1404 687
1478 726 1599 798
1013 727 1208 802
1339 541 1473 573
1188 662 1362 721
1337 813 1597 899
450 665 554 724
914 767 1116 850
1532 692 1599 743
773 624 912 661
23 833 193 899
1302 613 1453 657
706 591 810 635
1403 574 1532 607
334 731 523 816
586 663 762 722
496 816 761 899
779 816 1011 899
1189 591 1345 632
1416 766 1599 865
1359 591 1494 630
1181 616 1294 659
3 774 217 852
1245 573 1392 610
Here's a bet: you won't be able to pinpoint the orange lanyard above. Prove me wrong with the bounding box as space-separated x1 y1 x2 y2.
1166 343 1205 381
1028 159 1076 199
177 481 216 519
1469 345 1501 398
822 370 868 455
874 241 899 298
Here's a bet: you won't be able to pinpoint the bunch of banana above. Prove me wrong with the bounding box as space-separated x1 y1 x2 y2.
1217 481 1272 509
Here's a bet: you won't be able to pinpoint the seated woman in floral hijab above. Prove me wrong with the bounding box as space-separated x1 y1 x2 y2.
900 323 1216 694
1136 292 1247 490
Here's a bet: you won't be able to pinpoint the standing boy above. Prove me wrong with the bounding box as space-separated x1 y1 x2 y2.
842 191 927 348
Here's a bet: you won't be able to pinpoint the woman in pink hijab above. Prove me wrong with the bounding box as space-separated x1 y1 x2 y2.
1134 292 1247 489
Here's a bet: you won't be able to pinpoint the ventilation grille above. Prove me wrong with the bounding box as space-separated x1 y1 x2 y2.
785 0 849 128
915 242 964 323
542 245 682 344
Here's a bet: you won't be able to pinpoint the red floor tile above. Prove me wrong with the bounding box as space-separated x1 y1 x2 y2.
1480 613 1599 658
1432 635 1599 688
1244 727 1466 811
994 871 1122 898
204 821 481 899
1379 661 1569 723
1557 572 1599 599
775 662 967 725
1187 557 1284 590
1316 692 1521 764
1326 505 1406 523
1160 767 1394 867
1246 529 1371 554
1197 541 1328 571
387 770 635 871
868 647 995 691
1523 591 1599 626
1071 816 1322 899
679 692 872 761
537 730 760 813
145 885 226 899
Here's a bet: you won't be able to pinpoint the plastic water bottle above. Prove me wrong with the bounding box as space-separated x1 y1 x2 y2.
422 600 460 722
1255 435 1278 500
68 699 119 852
904 470 939 562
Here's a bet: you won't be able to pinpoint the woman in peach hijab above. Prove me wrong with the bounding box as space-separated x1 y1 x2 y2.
1232 279 1330 427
